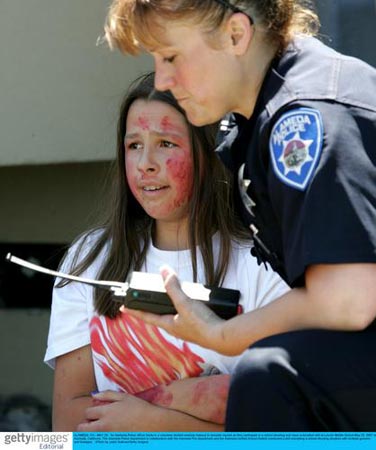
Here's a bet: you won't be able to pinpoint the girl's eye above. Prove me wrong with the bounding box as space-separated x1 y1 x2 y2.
161 140 177 148
126 142 142 151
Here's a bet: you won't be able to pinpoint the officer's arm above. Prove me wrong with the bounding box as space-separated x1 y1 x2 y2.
122 263 376 356
304 263 376 330
216 262 376 355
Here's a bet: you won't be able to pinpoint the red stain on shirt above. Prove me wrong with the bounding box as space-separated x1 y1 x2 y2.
90 314 204 394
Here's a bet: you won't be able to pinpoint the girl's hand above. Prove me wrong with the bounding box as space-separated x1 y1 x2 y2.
76 391 158 431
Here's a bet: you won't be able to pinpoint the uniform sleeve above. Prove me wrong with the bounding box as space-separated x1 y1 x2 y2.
44 236 98 369
269 102 376 284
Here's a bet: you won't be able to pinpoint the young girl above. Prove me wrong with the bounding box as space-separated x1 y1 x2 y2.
44 72 288 431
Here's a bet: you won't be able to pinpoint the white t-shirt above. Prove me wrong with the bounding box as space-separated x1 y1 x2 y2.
44 231 289 394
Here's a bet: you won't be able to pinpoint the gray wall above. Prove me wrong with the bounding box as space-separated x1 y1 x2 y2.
0 0 152 166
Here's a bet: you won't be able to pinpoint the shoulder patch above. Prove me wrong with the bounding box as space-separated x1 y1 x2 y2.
269 107 323 190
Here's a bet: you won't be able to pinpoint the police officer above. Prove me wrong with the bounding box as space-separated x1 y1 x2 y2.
105 0 376 430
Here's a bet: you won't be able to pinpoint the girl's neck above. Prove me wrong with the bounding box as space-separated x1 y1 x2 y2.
153 220 190 251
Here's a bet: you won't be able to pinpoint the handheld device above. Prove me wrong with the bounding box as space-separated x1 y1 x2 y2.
6 254 242 320
123 271 241 319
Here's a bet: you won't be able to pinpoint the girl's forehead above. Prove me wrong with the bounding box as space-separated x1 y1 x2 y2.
127 100 188 132
128 99 183 119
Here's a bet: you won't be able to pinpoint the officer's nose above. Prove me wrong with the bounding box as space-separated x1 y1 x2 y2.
154 60 176 92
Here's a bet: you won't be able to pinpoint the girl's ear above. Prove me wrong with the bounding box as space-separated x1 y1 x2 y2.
226 12 254 55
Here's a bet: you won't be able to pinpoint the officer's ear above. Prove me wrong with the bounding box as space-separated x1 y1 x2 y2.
226 12 253 56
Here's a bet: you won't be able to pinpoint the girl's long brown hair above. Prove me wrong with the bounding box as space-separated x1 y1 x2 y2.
57 72 249 318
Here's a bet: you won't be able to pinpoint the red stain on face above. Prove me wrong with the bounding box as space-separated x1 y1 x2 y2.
137 115 150 130
160 115 185 136
161 115 171 132
166 157 193 210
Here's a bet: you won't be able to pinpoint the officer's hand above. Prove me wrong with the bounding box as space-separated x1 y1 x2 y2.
120 265 225 350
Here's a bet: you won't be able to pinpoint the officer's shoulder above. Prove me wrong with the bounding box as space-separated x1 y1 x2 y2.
268 106 324 191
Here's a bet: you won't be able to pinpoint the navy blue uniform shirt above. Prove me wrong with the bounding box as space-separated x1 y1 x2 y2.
217 36 376 287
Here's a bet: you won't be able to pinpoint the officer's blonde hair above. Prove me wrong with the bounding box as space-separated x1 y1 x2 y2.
104 0 320 55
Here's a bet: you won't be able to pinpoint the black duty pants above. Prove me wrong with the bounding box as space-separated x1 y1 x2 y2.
225 328 376 431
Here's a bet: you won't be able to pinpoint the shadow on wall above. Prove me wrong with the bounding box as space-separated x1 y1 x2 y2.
0 393 51 431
